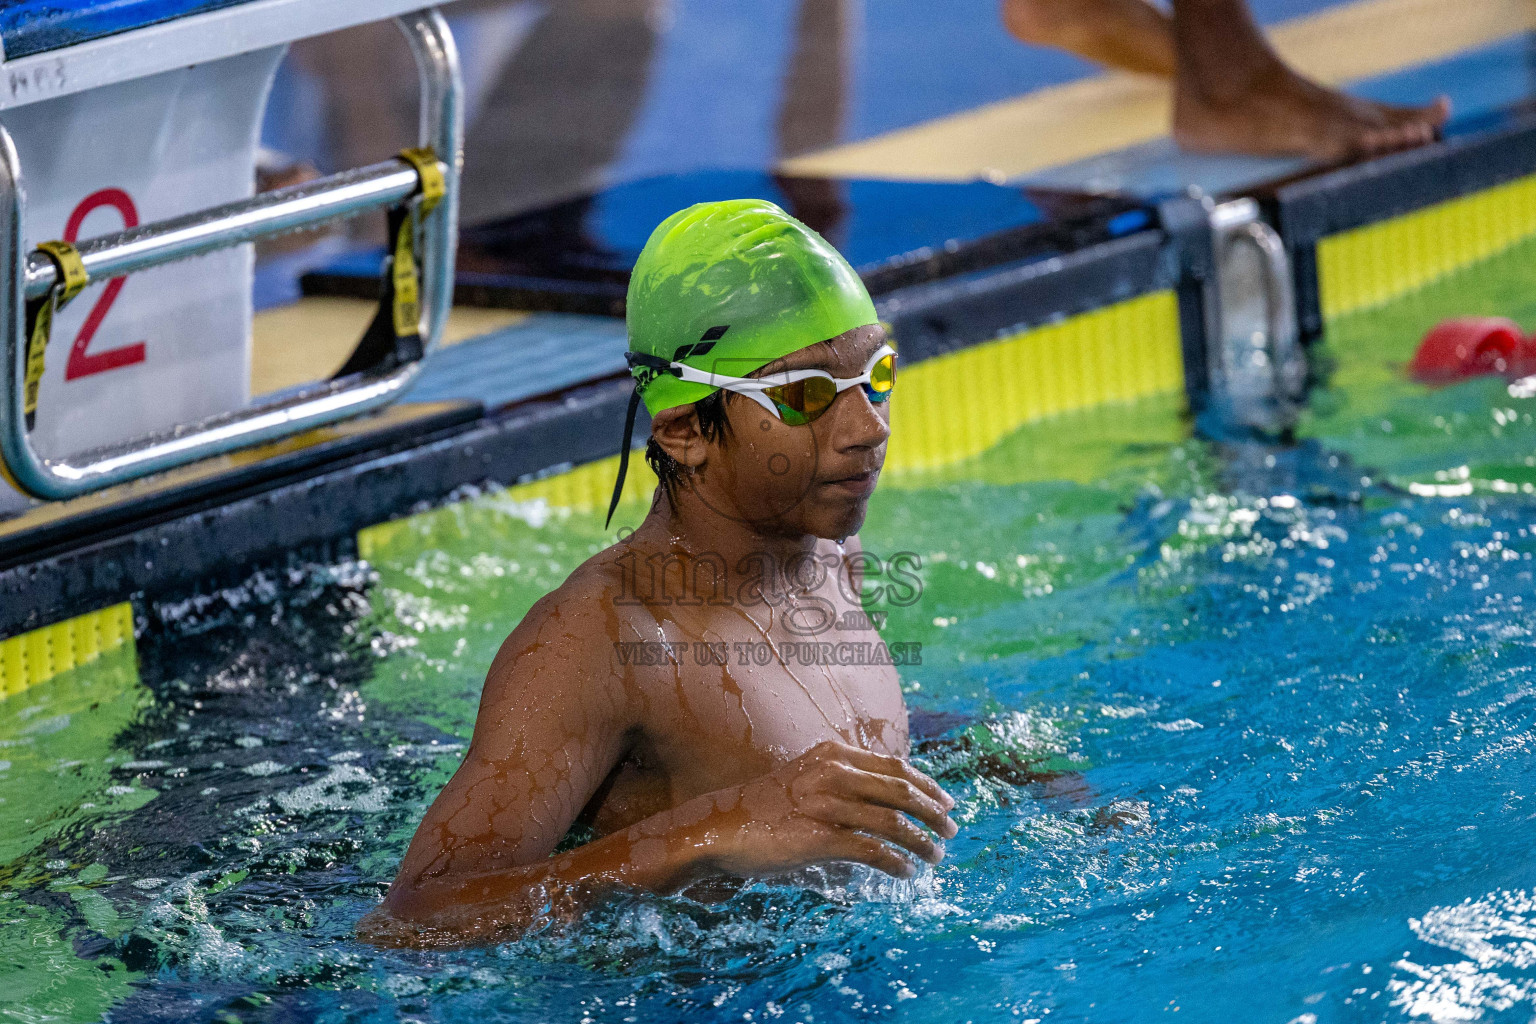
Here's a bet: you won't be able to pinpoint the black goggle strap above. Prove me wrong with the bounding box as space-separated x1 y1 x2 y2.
606 352 678 529
626 352 676 375
605 385 643 529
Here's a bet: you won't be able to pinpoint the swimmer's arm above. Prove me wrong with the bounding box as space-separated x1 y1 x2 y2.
365 788 727 947
362 589 693 945
364 585 889 945
362 597 956 948
365 740 959 948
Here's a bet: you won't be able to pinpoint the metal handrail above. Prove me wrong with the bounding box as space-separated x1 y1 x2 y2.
0 7 463 501
1203 196 1304 434
23 162 427 301
1237 219 1303 423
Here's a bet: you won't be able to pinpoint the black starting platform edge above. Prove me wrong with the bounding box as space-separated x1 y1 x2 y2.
301 170 1155 318
0 385 628 639
1263 106 1536 344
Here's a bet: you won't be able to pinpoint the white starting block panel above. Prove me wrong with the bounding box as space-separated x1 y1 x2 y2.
0 0 460 512
4 46 284 464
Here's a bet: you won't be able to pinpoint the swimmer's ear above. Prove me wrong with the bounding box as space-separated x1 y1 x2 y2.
651 405 709 470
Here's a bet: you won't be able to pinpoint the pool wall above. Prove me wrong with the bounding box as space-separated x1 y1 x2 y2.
0 600 132 700
1268 111 1536 341
8 103 1536 670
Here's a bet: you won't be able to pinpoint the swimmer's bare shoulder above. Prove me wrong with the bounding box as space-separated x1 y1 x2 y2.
358 544 958 949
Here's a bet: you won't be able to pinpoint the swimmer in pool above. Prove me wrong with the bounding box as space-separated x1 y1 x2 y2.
360 200 958 948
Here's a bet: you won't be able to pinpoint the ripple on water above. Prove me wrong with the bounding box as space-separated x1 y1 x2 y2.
6 407 1536 1022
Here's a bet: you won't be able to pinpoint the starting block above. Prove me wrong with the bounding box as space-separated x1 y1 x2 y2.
0 0 464 508
303 169 1153 318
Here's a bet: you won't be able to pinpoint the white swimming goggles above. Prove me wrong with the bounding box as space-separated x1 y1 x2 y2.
628 343 897 426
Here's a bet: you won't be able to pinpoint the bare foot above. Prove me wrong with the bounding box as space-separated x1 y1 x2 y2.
1173 60 1449 161
1003 0 1448 162
1002 0 1175 78
1168 0 1447 162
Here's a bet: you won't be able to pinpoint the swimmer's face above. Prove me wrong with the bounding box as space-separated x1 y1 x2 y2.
655 324 891 539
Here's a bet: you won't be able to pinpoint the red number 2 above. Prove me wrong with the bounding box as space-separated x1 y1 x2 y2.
62 188 146 381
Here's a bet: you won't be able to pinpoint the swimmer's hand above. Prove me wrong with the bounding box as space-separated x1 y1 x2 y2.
363 740 956 946
690 740 959 880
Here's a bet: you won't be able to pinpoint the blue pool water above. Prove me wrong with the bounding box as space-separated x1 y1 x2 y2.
6 254 1536 1020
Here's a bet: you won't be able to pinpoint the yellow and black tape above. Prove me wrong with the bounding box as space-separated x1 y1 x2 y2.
332 147 444 379
397 147 446 215
389 148 445 339
22 240 88 431
389 205 423 340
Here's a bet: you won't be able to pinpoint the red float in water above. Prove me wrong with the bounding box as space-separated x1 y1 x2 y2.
1410 317 1536 383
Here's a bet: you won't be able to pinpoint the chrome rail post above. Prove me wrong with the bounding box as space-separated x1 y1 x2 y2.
1205 197 1305 435
1237 219 1304 424
0 126 32 496
401 8 462 356
0 7 462 501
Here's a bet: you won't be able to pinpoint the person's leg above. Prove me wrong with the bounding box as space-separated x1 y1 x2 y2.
1168 0 1447 160
775 0 855 241
1002 0 1174 78
459 0 663 225
778 0 853 159
1002 0 1449 161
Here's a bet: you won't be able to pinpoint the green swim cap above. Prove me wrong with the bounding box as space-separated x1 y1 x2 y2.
626 199 878 415
606 199 878 526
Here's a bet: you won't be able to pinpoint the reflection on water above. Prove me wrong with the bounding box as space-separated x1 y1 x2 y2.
8 251 1536 1021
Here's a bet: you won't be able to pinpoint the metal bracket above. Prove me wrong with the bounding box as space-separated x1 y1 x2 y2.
1202 196 1306 435
0 8 462 501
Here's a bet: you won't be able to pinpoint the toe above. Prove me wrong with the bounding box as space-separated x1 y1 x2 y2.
1391 123 1431 152
1378 94 1450 133
1427 95 1451 128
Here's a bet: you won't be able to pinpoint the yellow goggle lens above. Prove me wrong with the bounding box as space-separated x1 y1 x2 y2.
869 353 895 396
766 377 837 426
762 353 896 425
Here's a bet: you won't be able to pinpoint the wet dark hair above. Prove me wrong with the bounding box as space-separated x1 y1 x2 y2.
646 390 732 502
